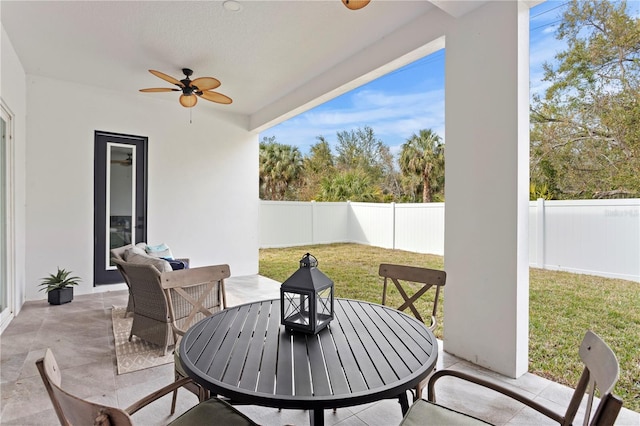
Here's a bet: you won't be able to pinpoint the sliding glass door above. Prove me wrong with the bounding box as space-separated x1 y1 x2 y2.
0 104 13 331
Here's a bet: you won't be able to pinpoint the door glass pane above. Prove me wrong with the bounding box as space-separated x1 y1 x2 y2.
107 144 135 268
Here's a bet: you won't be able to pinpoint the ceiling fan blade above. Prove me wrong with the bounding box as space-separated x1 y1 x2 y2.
179 94 198 108
198 90 233 105
149 69 184 87
139 88 180 92
191 77 221 91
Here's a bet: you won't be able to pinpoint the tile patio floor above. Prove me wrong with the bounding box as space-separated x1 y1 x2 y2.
1 275 638 425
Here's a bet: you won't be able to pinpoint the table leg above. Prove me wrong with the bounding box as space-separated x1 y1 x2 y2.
309 408 324 426
399 391 410 416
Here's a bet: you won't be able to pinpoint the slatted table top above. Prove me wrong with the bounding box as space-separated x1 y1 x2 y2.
179 298 438 425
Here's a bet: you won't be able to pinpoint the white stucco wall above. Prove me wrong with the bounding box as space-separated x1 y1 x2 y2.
443 1 530 377
0 26 28 316
24 75 259 301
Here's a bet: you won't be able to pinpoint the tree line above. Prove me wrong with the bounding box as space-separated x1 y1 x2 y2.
259 127 444 202
531 0 640 200
260 0 640 202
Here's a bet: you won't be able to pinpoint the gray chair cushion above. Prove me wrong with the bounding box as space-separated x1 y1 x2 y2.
400 399 492 426
124 247 172 273
169 397 257 426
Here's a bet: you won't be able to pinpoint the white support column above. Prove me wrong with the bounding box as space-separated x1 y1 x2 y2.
443 1 530 377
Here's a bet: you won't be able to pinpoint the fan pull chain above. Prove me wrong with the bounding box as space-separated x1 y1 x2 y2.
190 107 192 124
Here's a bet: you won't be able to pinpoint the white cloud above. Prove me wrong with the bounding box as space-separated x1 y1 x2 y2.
264 87 445 154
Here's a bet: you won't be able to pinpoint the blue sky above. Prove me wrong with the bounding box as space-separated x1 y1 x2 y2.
261 50 446 157
259 1 637 157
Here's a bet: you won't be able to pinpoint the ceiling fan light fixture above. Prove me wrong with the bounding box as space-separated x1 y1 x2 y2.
140 68 232 108
342 0 370 10
179 94 197 108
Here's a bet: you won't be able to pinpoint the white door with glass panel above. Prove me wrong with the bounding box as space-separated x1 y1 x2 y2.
94 132 147 285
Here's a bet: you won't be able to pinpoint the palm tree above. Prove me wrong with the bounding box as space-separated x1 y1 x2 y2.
317 170 380 202
399 129 444 202
259 139 303 200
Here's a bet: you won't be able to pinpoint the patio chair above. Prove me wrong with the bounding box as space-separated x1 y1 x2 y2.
111 257 224 356
400 330 623 426
110 258 174 354
379 263 446 400
161 264 230 414
110 258 228 413
111 244 190 317
36 348 257 426
378 263 446 330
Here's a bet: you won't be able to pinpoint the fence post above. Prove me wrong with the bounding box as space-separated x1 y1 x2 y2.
536 198 545 269
311 200 316 245
391 202 396 250
346 200 351 243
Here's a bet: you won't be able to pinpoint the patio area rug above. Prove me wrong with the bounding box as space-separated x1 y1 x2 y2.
111 306 173 374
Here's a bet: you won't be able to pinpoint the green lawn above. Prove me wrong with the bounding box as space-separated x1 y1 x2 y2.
259 243 640 413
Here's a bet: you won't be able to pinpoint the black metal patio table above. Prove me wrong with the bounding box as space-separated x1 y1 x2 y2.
179 298 438 426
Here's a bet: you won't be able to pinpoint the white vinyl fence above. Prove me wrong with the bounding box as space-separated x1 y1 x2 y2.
260 199 640 283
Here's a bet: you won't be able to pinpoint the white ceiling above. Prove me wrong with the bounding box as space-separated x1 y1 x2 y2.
1 1 485 123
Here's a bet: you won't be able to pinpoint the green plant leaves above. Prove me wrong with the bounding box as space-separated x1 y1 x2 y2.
38 267 81 293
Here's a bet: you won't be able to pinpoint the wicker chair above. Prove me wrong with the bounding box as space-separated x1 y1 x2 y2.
110 258 173 354
36 348 257 426
110 257 228 414
110 258 226 357
111 244 190 318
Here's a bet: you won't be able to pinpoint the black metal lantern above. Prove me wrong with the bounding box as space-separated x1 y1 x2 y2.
280 253 334 334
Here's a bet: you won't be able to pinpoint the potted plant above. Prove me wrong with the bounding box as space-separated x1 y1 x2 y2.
39 267 81 305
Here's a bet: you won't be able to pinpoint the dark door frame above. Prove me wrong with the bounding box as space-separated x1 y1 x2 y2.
94 131 148 285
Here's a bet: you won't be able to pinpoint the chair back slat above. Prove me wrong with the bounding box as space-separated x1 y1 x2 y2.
563 330 622 426
580 330 619 395
161 264 230 337
580 330 620 426
379 264 446 285
378 263 446 330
